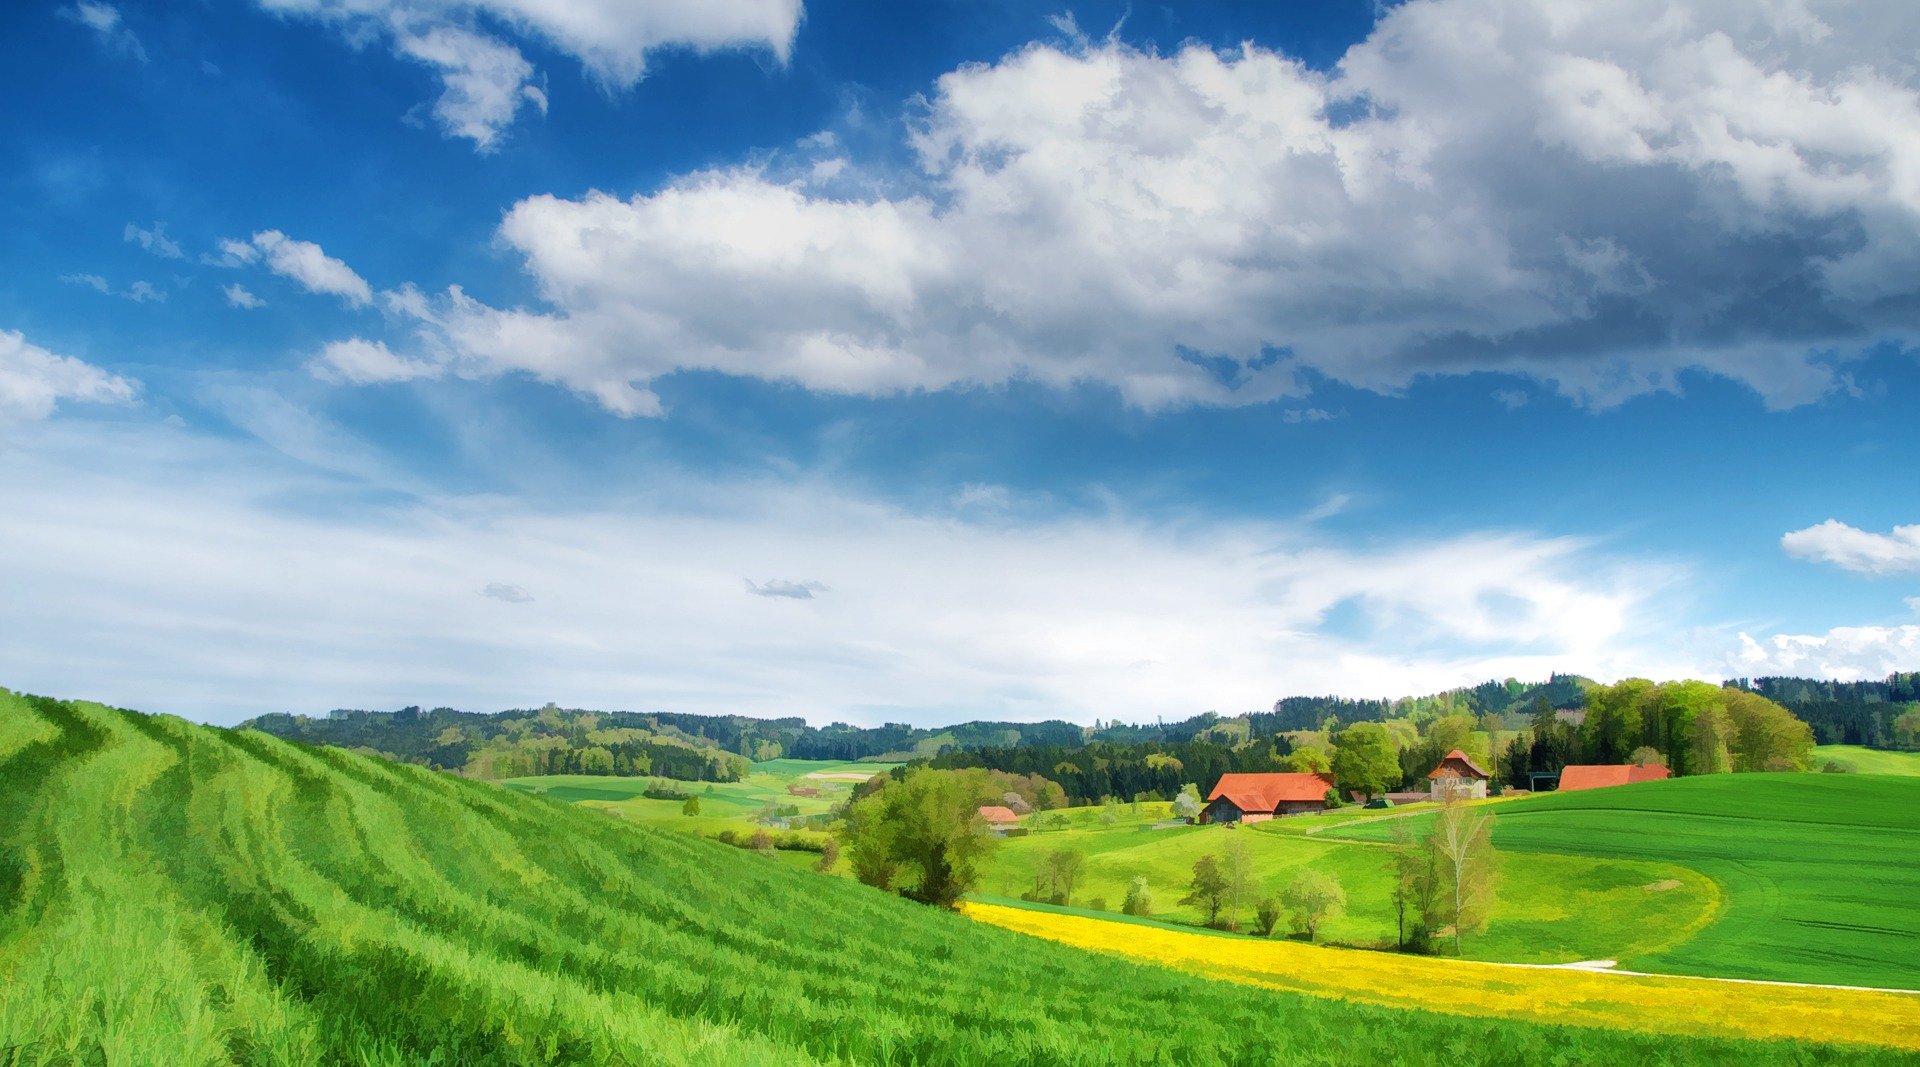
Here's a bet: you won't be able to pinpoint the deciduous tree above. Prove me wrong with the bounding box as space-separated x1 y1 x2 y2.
1281 870 1345 942
1332 722 1400 799
844 768 1001 907
1180 854 1229 927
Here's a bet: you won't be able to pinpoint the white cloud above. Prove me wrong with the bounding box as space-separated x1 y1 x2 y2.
61 1 147 62
61 273 110 294
308 337 440 383
245 230 373 307
124 280 165 304
0 329 138 422
1731 626 1920 680
0 414 1696 724
124 222 183 260
205 239 261 268
746 578 826 599
360 0 1920 414
253 0 802 148
480 582 534 603
224 284 266 309
1782 519 1920 576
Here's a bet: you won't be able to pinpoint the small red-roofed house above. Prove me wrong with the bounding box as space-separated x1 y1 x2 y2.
1199 773 1337 824
1557 764 1670 792
1427 749 1491 800
978 805 1021 826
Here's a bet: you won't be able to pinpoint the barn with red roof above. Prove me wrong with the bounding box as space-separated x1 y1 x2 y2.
1557 764 1670 792
1426 749 1490 800
1199 773 1337 824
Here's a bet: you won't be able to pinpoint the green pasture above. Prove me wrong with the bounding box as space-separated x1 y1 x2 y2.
1324 774 1920 989
1813 745 1920 776
502 758 901 838
981 811 1714 965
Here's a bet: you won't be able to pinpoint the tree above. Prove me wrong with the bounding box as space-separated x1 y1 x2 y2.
1122 875 1153 916
1894 707 1920 750
1280 870 1345 942
816 836 840 873
1628 746 1666 767
1278 748 1331 775
681 796 700 816
1045 849 1086 906
1254 896 1283 937
843 767 1001 907
749 828 773 852
1429 793 1498 955
1387 818 1425 951
1180 854 1229 927
1171 785 1202 820
1691 703 1733 775
1332 722 1400 799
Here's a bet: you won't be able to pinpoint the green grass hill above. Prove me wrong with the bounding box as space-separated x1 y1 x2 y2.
1323 774 1920 988
2 690 1906 1065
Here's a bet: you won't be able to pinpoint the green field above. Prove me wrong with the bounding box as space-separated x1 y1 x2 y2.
981 805 1717 966
8 689 1906 1064
1323 774 1920 989
1814 745 1920 776
502 759 898 840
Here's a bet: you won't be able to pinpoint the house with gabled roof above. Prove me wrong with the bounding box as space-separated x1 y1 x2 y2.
1557 764 1669 792
977 805 1021 833
1199 773 1337 824
1426 749 1490 800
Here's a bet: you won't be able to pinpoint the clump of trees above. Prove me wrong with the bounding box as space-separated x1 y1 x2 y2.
844 768 1002 907
1332 722 1400 799
1023 849 1087 905
1387 793 1499 954
1122 875 1153 916
1280 870 1345 942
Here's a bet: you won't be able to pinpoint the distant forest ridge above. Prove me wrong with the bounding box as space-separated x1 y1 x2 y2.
239 670 1917 780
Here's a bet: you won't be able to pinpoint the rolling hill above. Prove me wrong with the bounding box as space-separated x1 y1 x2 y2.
2 688 1905 1064
1323 774 1920 988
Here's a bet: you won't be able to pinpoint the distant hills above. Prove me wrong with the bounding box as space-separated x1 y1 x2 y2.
244 669 1915 780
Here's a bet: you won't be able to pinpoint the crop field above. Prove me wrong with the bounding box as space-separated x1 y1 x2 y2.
981 810 1717 965
967 903 1920 1051
1813 746 1920 775
1322 774 1920 989
7 689 1911 1065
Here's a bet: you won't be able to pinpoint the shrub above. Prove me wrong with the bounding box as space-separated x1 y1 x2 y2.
1254 897 1282 937
1122 876 1153 916
749 829 774 852
1087 897 1107 912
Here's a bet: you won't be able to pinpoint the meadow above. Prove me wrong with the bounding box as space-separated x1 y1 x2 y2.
5 688 1909 1065
1322 774 1920 988
1812 745 1920 776
502 759 896 839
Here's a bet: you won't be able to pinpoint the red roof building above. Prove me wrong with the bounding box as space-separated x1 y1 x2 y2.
977 805 1022 824
1557 764 1670 792
1199 773 1337 824
1426 749 1490 799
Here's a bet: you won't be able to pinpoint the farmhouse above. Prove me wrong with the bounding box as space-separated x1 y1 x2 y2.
977 805 1022 826
1427 749 1490 800
1557 764 1670 792
1199 773 1336 823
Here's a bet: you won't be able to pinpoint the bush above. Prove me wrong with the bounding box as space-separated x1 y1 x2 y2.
1087 897 1108 912
816 837 841 872
1122 876 1153 916
749 829 774 852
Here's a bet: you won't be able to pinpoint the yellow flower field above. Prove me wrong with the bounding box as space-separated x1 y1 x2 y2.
964 903 1920 1051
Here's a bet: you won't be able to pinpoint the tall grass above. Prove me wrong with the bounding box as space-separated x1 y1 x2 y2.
0 691 1903 1065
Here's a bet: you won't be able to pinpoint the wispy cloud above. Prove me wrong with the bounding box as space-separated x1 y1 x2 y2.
61 1 146 62
746 578 828 600
124 222 183 260
0 328 138 422
479 582 534 604
223 284 265 309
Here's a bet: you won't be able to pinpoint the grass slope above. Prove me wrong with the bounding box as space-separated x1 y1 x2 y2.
502 760 898 838
1324 774 1920 989
1 690 1899 1066
1813 746 1920 776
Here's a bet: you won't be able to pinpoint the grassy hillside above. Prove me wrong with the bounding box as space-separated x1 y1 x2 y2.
1324 774 1920 988
1814 746 1920 775
979 806 1716 965
3 690 1905 1065
502 760 898 838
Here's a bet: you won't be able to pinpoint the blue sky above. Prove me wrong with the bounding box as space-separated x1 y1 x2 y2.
3 0 1917 726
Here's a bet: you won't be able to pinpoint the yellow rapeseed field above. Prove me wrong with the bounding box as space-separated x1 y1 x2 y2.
964 903 1920 1051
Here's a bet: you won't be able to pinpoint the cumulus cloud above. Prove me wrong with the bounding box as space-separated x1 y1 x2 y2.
308 338 440 383
0 329 138 421
1782 519 1920 576
244 230 373 307
355 0 1920 414
252 0 802 148
0 416 1696 724
746 578 826 599
479 581 534 603
123 222 183 260
1731 625 1920 680
224 284 266 309
61 1 146 62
